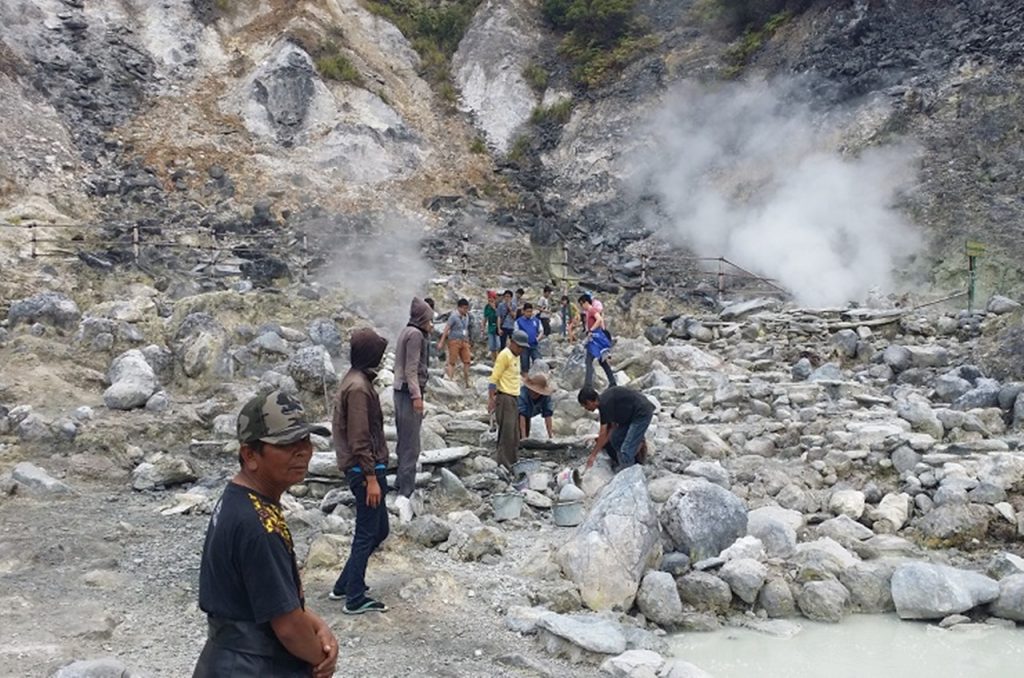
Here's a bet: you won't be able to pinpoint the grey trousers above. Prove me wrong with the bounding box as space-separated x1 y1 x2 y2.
495 392 520 469
393 388 423 498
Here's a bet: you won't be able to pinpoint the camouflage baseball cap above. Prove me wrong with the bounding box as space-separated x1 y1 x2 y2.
237 390 330 445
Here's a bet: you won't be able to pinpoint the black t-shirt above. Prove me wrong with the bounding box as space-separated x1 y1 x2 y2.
598 387 655 426
198 482 304 624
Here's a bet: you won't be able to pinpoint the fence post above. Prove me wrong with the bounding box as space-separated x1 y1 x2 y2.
132 223 140 263
29 223 36 259
640 254 647 293
717 258 726 297
302 235 309 281
561 239 569 294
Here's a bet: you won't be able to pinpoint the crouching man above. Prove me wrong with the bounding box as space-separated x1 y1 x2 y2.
193 390 338 678
578 386 653 471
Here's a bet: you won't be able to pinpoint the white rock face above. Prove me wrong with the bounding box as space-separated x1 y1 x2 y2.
452 0 540 153
556 466 662 611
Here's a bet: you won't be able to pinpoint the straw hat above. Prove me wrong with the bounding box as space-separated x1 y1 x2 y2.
523 372 555 396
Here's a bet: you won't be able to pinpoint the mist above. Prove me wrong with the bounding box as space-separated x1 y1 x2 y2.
630 79 921 307
313 210 434 335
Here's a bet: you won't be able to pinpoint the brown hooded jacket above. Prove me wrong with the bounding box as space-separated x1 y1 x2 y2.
333 328 389 473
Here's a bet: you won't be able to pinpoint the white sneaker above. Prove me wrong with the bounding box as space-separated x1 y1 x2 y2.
395 495 413 524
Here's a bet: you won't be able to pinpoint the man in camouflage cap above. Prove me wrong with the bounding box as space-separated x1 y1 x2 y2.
193 390 338 678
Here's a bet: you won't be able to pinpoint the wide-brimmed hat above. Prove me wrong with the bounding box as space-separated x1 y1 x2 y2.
510 329 530 347
523 372 555 396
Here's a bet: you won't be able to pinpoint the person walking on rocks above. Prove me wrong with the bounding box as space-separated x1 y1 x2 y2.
437 298 473 387
579 293 617 388
519 371 555 439
497 289 516 350
560 294 575 340
193 390 338 678
515 302 544 375
488 329 527 469
577 385 652 471
329 328 390 615
537 285 553 338
483 290 500 361
393 297 432 522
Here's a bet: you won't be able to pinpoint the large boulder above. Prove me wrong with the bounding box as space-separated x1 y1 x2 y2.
8 292 80 329
103 349 158 410
535 612 627 659
556 466 662 611
51 657 130 678
677 571 732 612
839 561 897 612
661 479 747 561
890 562 999 619
912 503 990 547
796 580 849 622
989 574 1024 621
174 312 229 379
719 557 767 604
635 571 683 627
307 318 343 357
895 393 943 438
131 454 198 491
12 462 73 495
288 345 337 392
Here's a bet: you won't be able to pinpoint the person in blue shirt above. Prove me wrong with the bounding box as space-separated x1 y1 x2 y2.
496 289 516 350
515 303 543 375
518 371 555 438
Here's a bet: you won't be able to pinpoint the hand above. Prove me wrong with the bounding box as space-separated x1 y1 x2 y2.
312 621 338 678
487 394 496 414
365 475 381 508
412 397 424 414
585 454 597 470
497 328 503 336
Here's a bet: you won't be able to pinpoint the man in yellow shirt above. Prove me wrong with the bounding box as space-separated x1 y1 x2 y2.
488 329 527 469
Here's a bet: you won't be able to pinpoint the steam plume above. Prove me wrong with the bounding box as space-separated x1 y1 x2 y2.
631 78 921 306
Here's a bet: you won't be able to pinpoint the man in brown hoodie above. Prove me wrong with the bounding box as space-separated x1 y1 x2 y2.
329 328 390 614
392 297 432 520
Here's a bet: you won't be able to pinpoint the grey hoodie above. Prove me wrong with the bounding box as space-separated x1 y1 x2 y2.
393 297 431 400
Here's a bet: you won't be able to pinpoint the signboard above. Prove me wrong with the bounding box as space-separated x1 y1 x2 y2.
965 240 986 256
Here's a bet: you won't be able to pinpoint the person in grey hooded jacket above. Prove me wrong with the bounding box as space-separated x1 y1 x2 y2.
392 297 432 518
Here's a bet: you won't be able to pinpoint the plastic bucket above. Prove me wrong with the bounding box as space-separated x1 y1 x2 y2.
492 492 524 522
552 500 584 527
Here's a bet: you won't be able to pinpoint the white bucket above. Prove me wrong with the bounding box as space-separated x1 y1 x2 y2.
555 467 581 489
492 492 524 522
552 500 585 527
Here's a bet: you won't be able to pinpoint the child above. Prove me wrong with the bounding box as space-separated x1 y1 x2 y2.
559 294 575 340
482 290 499 361
515 302 543 375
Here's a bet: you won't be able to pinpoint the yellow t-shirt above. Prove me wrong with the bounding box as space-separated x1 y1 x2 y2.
489 347 521 396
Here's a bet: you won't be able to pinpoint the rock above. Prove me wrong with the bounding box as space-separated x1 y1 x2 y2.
817 514 874 545
308 452 343 478
661 480 747 561
839 561 896 612
808 362 842 381
174 312 228 379
677 571 732 612
867 492 911 531
758 577 797 618
304 534 344 570
791 538 859 578
953 381 1001 410
660 552 690 576
447 525 505 562
791 358 813 381
438 468 473 503
905 346 949 368
683 460 730 488
8 292 80 329
895 394 943 438
16 413 50 442
644 326 670 345
746 509 797 558
796 580 849 622
987 295 1021 315
12 462 73 495
934 373 973 403
890 445 921 474
535 612 627 657
635 571 683 627
420 446 472 465
891 562 999 619
827 489 865 519
103 349 158 410
600 649 665 677
719 535 764 561
987 552 1024 580
407 515 451 546
253 331 289 356
989 574 1024 621
912 503 990 546
719 557 767 604
288 345 336 392
307 318 343 356
831 329 858 358
556 466 662 611
51 657 129 678
131 454 198 490
882 345 912 372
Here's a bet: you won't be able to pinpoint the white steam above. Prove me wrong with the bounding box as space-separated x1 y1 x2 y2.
315 210 434 333
631 79 921 306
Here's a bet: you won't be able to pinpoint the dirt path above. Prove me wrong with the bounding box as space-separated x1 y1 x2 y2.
0 479 594 678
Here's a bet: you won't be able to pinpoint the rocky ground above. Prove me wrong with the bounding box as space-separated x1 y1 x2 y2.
2 272 1024 677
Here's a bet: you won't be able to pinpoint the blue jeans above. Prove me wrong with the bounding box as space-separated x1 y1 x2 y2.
487 331 500 353
519 345 541 373
606 414 651 469
585 351 617 387
334 468 389 602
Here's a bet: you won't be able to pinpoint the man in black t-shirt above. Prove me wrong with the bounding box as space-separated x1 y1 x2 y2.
578 386 654 471
193 390 338 678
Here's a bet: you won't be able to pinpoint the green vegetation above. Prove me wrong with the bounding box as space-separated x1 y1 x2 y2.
316 53 364 85
540 0 655 88
469 136 488 154
723 11 790 78
361 0 482 95
507 134 532 163
697 0 813 35
522 62 550 93
530 98 574 126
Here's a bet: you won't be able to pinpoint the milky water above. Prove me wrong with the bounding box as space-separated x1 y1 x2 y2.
669 615 1023 678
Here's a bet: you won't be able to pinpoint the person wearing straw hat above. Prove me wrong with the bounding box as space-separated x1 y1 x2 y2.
518 370 555 439
488 329 527 468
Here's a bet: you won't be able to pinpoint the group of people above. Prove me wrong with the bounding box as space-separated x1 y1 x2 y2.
192 288 654 676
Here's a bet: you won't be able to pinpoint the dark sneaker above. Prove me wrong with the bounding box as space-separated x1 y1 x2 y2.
343 597 388 615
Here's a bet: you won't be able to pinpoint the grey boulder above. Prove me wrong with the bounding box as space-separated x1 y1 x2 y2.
12 462 73 495
635 570 682 627
796 580 849 622
8 292 80 329
661 479 747 561
891 562 999 619
719 557 767 604
288 345 337 392
989 574 1024 621
103 349 158 410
